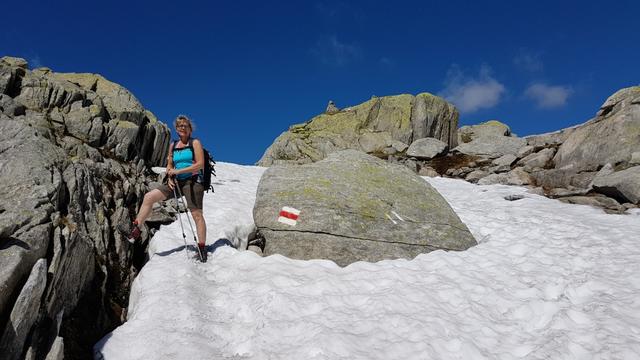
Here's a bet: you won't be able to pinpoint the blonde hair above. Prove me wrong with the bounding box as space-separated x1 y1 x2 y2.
174 114 196 132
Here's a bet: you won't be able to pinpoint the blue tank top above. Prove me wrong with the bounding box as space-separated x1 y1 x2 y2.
173 143 197 181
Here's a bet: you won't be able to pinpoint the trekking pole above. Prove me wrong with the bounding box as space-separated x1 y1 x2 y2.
172 183 189 260
175 181 204 262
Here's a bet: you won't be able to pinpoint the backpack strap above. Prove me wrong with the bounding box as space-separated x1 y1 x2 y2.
172 138 195 153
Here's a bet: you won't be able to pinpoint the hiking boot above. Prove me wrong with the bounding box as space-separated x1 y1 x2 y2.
117 221 141 243
129 225 142 242
197 244 207 263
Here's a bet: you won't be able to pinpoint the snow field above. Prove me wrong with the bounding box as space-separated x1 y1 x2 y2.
95 162 640 360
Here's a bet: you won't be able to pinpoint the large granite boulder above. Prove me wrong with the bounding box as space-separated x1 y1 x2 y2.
253 150 476 266
0 57 171 359
517 147 556 170
406 137 448 159
257 93 459 166
457 120 511 144
591 166 640 204
554 86 640 171
453 135 527 159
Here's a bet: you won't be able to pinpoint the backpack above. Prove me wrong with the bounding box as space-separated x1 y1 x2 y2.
172 138 216 192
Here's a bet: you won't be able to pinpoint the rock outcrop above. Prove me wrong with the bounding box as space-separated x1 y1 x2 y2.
0 57 171 359
257 93 459 166
553 86 640 171
257 86 640 216
253 150 476 266
457 120 511 144
416 86 640 214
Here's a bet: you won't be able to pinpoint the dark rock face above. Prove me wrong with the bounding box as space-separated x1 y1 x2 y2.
253 150 476 266
0 57 171 359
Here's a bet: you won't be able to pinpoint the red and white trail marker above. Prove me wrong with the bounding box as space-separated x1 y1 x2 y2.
278 206 300 226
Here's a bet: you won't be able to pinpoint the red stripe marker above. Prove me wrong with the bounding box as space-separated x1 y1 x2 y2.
278 206 301 226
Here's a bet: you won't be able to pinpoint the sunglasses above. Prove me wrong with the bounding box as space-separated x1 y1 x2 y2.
176 125 190 129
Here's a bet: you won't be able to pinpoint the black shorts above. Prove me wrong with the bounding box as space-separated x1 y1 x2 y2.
158 179 204 210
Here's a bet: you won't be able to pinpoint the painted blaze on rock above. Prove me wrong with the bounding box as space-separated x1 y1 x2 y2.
253 150 477 266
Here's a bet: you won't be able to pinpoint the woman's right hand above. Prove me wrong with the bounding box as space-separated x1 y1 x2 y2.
168 177 175 190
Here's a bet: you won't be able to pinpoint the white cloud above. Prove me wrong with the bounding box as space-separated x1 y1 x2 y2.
524 83 573 108
30 56 43 69
439 65 506 113
311 35 362 66
514 49 543 72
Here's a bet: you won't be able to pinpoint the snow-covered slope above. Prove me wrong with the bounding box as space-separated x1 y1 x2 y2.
95 162 640 360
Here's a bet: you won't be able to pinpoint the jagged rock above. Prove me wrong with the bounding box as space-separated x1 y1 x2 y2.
478 167 534 186
51 72 147 125
597 86 640 116
258 93 459 165
146 201 179 224
518 147 556 170
0 259 47 360
15 71 88 112
453 135 527 159
516 145 535 158
0 56 28 69
0 116 64 319
630 152 640 165
0 94 26 116
591 166 640 204
588 163 615 188
554 86 640 171
253 150 476 266
457 120 511 144
0 59 26 97
65 100 105 146
44 337 64 360
492 154 517 167
406 137 448 159
0 57 171 358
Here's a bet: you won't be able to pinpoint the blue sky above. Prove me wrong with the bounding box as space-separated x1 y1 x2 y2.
3 0 639 164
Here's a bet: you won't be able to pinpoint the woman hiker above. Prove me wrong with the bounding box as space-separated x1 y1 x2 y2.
121 115 208 262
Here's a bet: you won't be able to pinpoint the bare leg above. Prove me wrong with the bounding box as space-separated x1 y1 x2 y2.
135 189 167 225
190 209 206 247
